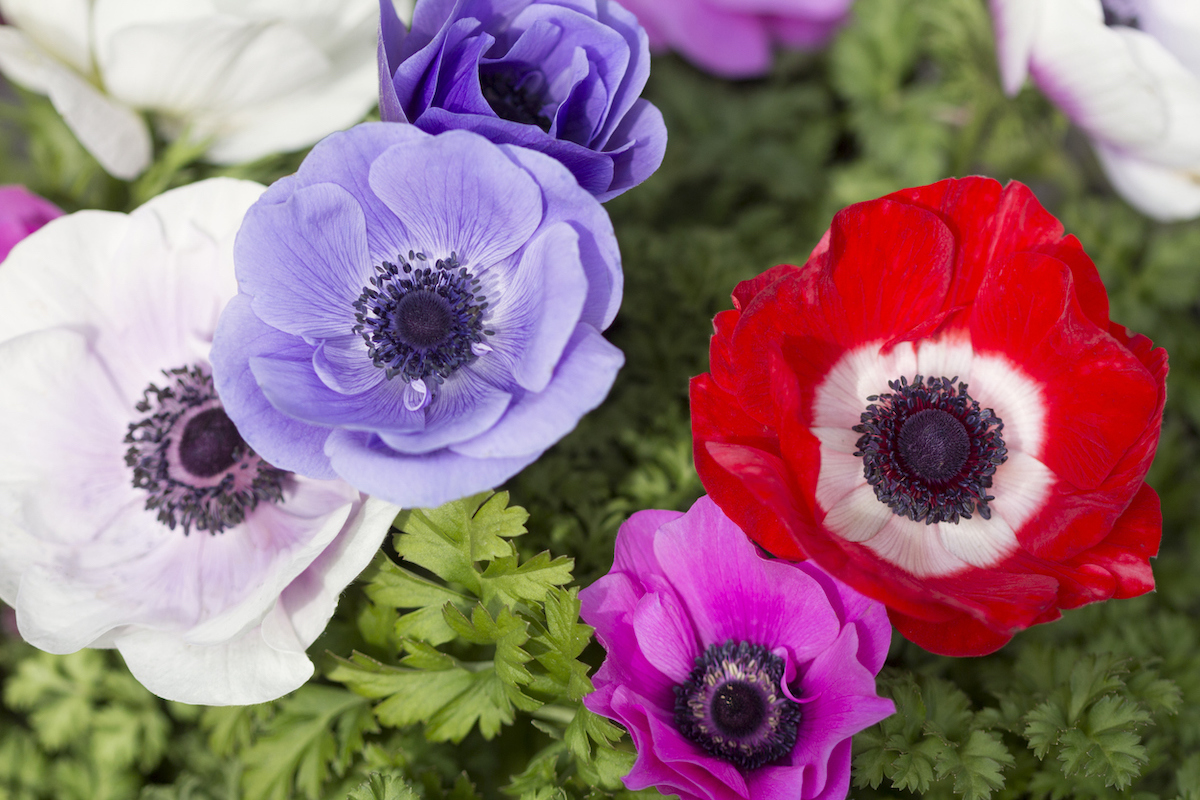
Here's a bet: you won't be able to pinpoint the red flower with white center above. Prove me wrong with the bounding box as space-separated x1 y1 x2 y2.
690 177 1167 657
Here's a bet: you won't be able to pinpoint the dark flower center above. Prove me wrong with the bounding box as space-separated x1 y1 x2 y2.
125 365 288 535
854 375 1007 525
674 640 801 771
1101 0 1140 28
352 251 493 384
480 65 553 131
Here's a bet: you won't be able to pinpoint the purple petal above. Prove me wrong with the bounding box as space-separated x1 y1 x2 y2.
325 428 540 508
378 0 409 123
611 508 683 579
602 98 668 202
368 130 543 270
653 497 840 657
377 368 513 454
632 589 701 684
312 334 385 395
211 294 337 479
794 560 893 674
498 144 622 327
450 324 622 459
236 182 371 340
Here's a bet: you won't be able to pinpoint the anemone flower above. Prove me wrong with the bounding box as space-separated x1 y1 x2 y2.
210 123 624 510
618 0 853 79
691 176 1166 656
990 0 1200 221
377 0 666 200
0 178 399 705
581 496 894 800
0 185 61 261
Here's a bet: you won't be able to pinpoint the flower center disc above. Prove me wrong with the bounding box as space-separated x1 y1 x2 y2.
897 408 971 484
179 407 243 478
711 682 768 738
392 289 455 349
480 66 552 131
674 640 801 771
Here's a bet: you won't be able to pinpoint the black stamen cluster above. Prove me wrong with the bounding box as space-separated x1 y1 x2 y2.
674 640 802 771
124 365 287 535
352 251 492 384
854 375 1007 525
480 66 553 131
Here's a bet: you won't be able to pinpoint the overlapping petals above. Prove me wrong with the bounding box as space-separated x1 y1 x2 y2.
0 179 399 704
991 0 1200 221
378 0 666 200
211 123 624 509
691 176 1166 656
618 0 852 78
581 496 893 800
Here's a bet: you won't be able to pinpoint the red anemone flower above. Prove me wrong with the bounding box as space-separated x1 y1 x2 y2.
690 177 1166 657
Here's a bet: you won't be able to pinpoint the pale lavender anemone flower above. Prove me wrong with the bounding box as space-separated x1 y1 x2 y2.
0 178 399 705
0 185 61 261
210 123 624 510
580 496 894 800
618 0 853 79
378 0 666 201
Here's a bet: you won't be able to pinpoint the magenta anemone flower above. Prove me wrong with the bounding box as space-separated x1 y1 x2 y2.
0 179 399 705
0 185 61 261
580 496 894 800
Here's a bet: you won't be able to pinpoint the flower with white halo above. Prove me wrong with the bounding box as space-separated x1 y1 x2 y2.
990 0 1200 221
0 177 399 705
0 0 413 180
691 176 1167 657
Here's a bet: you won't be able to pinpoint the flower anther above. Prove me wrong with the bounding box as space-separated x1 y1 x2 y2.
352 251 493 388
855 375 1007 525
674 640 802 771
691 177 1167 656
479 66 552 132
125 365 286 534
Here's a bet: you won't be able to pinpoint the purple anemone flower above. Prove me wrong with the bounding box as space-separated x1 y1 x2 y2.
0 179 399 705
377 0 667 201
580 496 895 800
0 185 61 262
210 123 624 509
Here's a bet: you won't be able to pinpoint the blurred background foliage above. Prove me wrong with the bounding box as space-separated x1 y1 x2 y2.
2 0 1199 798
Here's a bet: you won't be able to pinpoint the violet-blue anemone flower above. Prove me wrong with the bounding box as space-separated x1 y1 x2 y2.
210 123 624 510
377 0 667 201
580 496 895 800
0 178 400 705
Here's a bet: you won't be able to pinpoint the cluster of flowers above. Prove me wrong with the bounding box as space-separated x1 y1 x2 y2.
0 1 1173 800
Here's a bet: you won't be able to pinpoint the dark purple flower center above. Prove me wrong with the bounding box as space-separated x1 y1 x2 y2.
125 365 287 535
1101 0 1140 28
480 65 552 132
352 251 493 384
854 375 1007 525
674 640 801 771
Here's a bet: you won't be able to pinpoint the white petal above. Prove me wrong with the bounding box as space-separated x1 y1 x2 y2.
812 340 918 429
115 602 315 705
989 450 1055 532
936 511 1018 569
988 0 1045 95
914 335 976 384
1138 0 1200 76
863 516 973 578
813 437 866 511
0 27 151 178
969 352 1047 459
1095 142 1200 221
279 497 400 646
1028 0 1169 149
0 0 95 76
822 482 893 543
1110 27 1200 164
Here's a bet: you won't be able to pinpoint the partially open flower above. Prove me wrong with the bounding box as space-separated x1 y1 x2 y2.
0 0 406 179
377 0 666 201
0 178 399 704
580 496 894 800
990 0 1200 221
691 177 1167 657
0 185 60 261
210 123 624 509
618 0 853 78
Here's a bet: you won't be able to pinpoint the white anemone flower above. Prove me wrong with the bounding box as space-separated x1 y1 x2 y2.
0 0 414 180
0 178 399 705
991 0 1200 221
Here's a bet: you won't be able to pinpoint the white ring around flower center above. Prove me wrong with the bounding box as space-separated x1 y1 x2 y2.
810 337 1054 577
